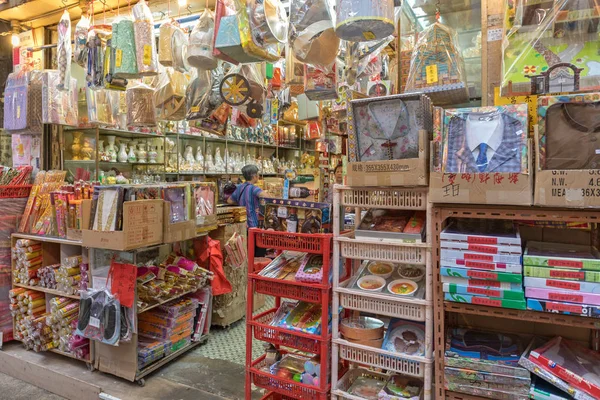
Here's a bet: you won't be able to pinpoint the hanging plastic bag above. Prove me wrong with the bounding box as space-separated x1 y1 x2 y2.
56 10 72 91
126 81 156 127
4 70 29 131
304 63 337 100
188 9 219 70
132 0 158 76
75 287 121 346
155 67 192 121
159 20 188 72
86 87 120 126
74 14 90 68
172 26 189 72
186 66 224 120
112 16 139 79
86 24 112 88
42 70 78 125
103 35 128 90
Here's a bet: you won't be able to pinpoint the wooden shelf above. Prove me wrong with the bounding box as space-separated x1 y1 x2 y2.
444 301 600 330
49 348 89 363
445 391 489 400
14 283 80 300
12 233 82 246
137 288 198 314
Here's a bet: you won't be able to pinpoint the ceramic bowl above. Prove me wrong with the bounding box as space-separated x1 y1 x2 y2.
387 279 418 296
397 265 425 282
367 261 394 279
357 275 386 292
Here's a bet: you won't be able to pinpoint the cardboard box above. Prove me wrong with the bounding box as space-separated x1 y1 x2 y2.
524 265 600 282
527 298 600 317
441 266 523 284
444 292 526 310
442 275 523 290
525 287 600 306
163 202 196 243
444 282 525 300
66 199 92 241
524 277 600 294
82 199 163 251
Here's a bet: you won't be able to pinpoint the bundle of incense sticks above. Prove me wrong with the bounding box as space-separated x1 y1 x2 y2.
37 264 60 289
12 239 43 286
56 255 85 295
47 297 88 359
9 288 50 350
18 170 66 234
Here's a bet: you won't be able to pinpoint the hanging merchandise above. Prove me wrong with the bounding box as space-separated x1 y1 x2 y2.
289 0 339 69
74 14 90 68
335 0 395 42
76 287 121 346
86 88 120 126
212 0 240 64
103 35 128 90
132 0 158 76
404 22 468 105
186 66 225 121
112 17 139 79
343 38 392 86
159 20 188 72
42 70 78 125
188 8 219 70
304 63 337 101
126 82 156 127
219 64 266 117
56 10 72 91
4 70 29 131
86 24 112 88
155 67 192 121
248 0 288 45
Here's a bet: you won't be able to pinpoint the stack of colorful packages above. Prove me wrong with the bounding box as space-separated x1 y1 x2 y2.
12 239 43 286
524 242 600 317
47 297 89 360
37 264 60 289
137 297 199 369
9 288 50 351
18 170 66 235
56 255 88 295
445 328 531 399
441 219 525 310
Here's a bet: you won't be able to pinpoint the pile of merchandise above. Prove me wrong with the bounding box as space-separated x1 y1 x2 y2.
12 239 42 286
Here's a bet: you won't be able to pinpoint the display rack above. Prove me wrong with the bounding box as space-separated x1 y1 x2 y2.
245 229 332 400
331 185 433 400
432 204 600 400
10 232 93 366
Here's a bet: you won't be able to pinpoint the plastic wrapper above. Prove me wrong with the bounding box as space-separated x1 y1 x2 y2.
343 38 392 85
186 66 224 121
41 70 78 125
86 87 120 126
192 182 217 228
56 10 72 91
405 22 467 93
187 8 219 70
289 0 339 70
440 105 528 174
126 82 156 127
75 288 121 346
132 0 158 76
212 0 239 64
335 0 395 42
159 21 188 72
155 67 192 121
502 0 600 96
304 63 337 100
226 64 267 108
4 70 29 131
112 17 139 79
86 24 112 88
74 15 90 68
247 0 288 46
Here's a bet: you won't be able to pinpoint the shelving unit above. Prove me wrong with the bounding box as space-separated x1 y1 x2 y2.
245 229 332 400
10 233 92 365
432 204 600 400
331 185 433 399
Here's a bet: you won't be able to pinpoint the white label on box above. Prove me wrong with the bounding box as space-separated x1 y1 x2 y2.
277 206 288 218
89 317 100 328
487 28 502 42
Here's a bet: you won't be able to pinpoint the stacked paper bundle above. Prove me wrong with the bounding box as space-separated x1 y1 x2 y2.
37 264 60 289
47 297 89 360
440 219 525 310
18 170 66 235
56 255 85 295
9 288 52 351
523 242 600 317
12 239 43 286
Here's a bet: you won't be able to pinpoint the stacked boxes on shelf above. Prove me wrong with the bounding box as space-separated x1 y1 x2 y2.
441 219 525 310
524 242 600 317
444 328 531 400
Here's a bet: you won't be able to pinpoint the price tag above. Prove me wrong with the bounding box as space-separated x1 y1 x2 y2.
16 106 20 119
277 206 288 218
190 106 200 113
426 65 438 84
115 49 123 67
143 45 152 66
89 317 100 328
487 28 503 42
362 31 376 40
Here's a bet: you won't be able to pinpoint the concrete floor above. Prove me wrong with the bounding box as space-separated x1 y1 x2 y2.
0 372 66 400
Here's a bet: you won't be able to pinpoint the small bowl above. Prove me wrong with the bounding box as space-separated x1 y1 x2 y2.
387 279 418 296
358 275 386 292
397 265 425 282
367 262 394 279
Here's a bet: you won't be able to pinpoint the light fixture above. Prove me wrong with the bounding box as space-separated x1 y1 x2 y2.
10 21 21 47
177 0 187 7
11 33 19 47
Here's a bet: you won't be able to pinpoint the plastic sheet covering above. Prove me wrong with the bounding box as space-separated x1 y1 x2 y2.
57 11 72 91
229 64 267 105
501 0 600 96
86 88 120 126
335 0 395 42
248 0 288 45
0 198 28 343
212 0 239 64
4 70 29 131
238 0 284 62
127 82 156 127
188 8 219 70
304 63 337 100
289 0 339 69
74 14 90 68
87 24 112 88
132 0 158 76
187 66 225 120
159 21 188 71
405 22 467 92
112 17 139 79
42 70 78 125
155 67 192 121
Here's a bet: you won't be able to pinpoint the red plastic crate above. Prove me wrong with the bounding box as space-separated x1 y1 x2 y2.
0 185 31 198
250 354 329 400
252 275 325 303
252 229 332 254
251 308 327 354
259 392 296 400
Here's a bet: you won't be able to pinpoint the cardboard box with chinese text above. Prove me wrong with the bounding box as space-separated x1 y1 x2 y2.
163 201 196 243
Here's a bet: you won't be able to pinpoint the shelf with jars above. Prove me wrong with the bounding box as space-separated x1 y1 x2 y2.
60 127 167 182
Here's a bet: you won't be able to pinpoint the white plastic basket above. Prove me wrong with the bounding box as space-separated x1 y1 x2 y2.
338 186 428 210
335 338 430 377
337 233 427 265
333 368 391 400
337 287 428 321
